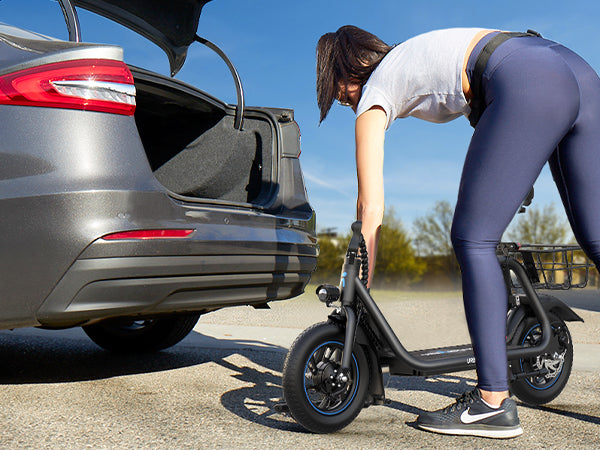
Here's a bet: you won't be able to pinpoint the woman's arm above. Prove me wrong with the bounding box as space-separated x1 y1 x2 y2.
355 106 387 287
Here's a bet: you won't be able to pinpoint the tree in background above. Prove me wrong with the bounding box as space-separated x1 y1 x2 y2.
374 208 425 288
313 208 424 287
413 200 460 284
312 231 349 282
413 201 453 256
504 203 595 287
314 201 576 289
504 203 572 244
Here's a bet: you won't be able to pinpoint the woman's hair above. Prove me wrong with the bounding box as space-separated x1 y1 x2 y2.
316 25 392 123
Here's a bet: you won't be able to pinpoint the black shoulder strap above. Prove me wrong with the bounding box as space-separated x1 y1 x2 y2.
469 30 542 127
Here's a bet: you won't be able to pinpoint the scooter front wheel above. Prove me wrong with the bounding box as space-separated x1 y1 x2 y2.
282 322 371 433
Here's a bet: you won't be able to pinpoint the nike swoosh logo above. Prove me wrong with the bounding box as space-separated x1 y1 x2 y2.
460 408 505 424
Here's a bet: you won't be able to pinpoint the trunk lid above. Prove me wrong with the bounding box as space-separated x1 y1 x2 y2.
73 0 212 75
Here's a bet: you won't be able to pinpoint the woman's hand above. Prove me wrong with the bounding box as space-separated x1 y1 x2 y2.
355 106 387 287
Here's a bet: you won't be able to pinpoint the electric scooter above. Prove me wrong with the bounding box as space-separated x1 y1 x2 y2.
281 221 588 433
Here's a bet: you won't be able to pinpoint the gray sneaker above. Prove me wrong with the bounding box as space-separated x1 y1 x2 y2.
416 388 523 439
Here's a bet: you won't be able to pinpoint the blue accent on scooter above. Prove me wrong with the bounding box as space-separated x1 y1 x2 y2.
520 323 561 390
303 340 359 415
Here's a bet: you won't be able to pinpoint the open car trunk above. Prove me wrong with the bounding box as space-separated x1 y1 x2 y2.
131 68 274 205
73 0 212 75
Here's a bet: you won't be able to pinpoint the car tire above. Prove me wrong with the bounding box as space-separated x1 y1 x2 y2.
82 312 201 353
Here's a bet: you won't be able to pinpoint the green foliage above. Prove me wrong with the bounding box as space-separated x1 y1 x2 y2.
505 203 572 244
413 200 454 256
372 208 425 288
312 233 349 282
312 208 424 288
413 201 460 284
313 201 575 290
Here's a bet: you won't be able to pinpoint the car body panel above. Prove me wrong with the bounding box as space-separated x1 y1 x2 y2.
0 104 316 329
0 23 124 73
0 6 317 333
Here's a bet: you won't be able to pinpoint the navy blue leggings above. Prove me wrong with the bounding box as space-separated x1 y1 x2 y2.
452 33 600 391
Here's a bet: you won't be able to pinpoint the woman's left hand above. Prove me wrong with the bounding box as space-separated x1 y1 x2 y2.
355 106 387 286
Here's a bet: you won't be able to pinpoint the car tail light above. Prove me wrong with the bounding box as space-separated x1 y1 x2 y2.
102 229 195 240
0 59 136 115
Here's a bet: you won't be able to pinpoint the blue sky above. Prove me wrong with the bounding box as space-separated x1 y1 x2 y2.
2 0 600 234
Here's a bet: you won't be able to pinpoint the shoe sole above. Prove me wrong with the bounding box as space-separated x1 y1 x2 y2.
418 424 524 439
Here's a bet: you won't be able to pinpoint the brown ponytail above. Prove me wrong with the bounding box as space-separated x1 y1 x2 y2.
316 25 392 123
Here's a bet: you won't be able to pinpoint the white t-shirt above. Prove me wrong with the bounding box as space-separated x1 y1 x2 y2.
356 28 485 129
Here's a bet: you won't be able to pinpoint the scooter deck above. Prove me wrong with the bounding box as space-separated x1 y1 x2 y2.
385 343 476 376
410 344 474 361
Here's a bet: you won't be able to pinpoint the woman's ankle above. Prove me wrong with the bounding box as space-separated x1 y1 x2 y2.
479 388 509 408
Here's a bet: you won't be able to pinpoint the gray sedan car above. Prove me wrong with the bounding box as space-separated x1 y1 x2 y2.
0 0 317 352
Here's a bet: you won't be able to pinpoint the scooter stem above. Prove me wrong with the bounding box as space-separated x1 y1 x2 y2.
340 306 357 373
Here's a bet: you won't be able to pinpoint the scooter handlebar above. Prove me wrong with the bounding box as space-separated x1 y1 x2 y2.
351 221 363 234
347 221 363 255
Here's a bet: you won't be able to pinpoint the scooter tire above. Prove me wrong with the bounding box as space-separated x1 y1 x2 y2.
282 321 371 433
509 311 573 405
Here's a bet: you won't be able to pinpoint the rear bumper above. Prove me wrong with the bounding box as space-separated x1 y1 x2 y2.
37 253 315 327
33 194 317 327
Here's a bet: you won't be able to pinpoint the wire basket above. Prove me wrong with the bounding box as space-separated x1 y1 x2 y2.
507 244 594 290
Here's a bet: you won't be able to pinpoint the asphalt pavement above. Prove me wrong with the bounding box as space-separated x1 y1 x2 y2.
0 288 599 448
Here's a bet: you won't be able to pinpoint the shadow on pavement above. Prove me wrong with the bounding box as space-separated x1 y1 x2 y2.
220 365 600 432
218 362 483 432
2 327 597 433
382 373 476 415
218 356 306 433
0 328 285 384
521 403 600 426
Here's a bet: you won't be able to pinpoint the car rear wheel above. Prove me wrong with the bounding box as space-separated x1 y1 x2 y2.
82 312 201 353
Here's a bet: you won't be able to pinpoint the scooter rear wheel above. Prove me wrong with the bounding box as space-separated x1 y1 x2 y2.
509 311 573 405
282 322 370 433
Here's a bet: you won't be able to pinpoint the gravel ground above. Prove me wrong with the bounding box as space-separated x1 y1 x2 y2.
0 336 598 449
0 287 598 448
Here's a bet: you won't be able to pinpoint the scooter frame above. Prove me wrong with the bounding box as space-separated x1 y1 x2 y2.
320 221 583 406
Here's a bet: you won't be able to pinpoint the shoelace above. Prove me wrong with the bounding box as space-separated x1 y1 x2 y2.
442 389 479 413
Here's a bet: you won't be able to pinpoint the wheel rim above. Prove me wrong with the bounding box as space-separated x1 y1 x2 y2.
303 341 360 415
519 322 568 390
104 318 157 335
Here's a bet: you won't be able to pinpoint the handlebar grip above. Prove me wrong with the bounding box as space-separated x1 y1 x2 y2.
351 221 362 234
347 221 363 254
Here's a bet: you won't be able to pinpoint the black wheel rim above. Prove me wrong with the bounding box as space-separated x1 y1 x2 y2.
302 340 359 415
519 322 568 390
